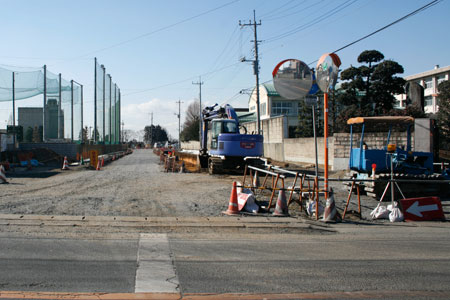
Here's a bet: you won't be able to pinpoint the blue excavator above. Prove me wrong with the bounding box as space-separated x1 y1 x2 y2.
198 104 264 174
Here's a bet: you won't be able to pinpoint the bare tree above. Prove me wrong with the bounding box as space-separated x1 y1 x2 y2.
181 100 201 141
184 100 201 127
122 129 134 143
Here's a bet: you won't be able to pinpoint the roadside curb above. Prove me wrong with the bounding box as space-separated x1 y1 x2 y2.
0 214 335 233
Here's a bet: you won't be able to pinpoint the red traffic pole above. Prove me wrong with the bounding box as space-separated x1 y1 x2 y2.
324 92 329 200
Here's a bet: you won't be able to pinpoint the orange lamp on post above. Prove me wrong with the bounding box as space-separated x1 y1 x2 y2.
316 53 341 200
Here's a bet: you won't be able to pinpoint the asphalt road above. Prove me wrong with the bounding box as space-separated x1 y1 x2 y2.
0 223 449 299
1 149 450 299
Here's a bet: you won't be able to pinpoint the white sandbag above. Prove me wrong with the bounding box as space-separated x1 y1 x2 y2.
370 205 390 219
389 202 404 222
306 199 324 217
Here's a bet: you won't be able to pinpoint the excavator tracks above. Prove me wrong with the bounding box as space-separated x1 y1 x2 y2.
208 157 224 175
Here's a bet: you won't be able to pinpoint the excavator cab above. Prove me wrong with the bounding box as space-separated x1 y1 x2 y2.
210 120 238 150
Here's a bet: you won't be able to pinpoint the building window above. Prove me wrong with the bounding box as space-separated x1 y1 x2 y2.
250 105 256 112
437 75 446 86
259 103 266 116
424 96 433 107
272 102 293 116
425 78 433 89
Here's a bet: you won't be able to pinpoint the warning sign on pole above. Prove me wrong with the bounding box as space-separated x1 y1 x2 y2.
90 150 98 168
401 197 445 221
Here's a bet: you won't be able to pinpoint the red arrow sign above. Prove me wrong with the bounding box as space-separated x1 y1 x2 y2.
401 197 445 221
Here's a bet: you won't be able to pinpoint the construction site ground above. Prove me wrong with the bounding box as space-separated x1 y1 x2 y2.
1 148 449 223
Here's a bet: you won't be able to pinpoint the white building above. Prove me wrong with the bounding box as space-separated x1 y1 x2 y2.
249 82 313 128
396 65 450 114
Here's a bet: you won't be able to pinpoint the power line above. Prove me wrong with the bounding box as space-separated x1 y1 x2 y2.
238 0 442 97
265 0 358 43
264 0 325 22
307 0 442 65
259 0 297 18
332 0 441 54
53 0 241 64
263 0 309 21
122 61 241 96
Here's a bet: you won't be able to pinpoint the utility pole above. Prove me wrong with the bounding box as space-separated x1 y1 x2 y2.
239 10 262 134
175 100 183 150
150 112 153 146
192 76 203 140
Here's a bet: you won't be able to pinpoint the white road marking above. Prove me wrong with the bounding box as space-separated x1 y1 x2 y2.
135 233 179 293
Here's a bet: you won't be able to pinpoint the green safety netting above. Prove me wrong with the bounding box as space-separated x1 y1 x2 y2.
105 74 111 144
73 84 82 143
114 84 120 143
0 67 46 101
95 61 104 143
1 58 120 145
43 70 72 141
111 83 116 144
0 66 83 143
94 60 121 145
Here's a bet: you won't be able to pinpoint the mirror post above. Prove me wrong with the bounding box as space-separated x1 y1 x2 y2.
324 91 329 199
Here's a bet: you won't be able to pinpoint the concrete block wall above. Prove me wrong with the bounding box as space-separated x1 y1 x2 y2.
243 115 287 144
284 137 334 167
333 132 411 159
181 141 200 151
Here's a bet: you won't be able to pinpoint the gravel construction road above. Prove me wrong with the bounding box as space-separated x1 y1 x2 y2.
2 148 447 220
0 149 233 217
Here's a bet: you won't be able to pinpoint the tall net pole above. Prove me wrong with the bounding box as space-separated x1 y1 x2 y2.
58 73 62 139
43 65 47 142
109 75 112 144
94 58 97 143
102 65 106 144
118 90 121 143
81 84 83 143
12 72 15 147
71 80 74 142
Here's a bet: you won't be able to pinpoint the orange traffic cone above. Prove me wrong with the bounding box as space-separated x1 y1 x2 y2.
101 156 105 167
0 165 8 184
96 159 101 171
223 181 240 215
62 156 69 170
273 189 289 216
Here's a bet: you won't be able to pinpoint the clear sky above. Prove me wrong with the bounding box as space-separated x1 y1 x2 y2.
0 0 448 139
